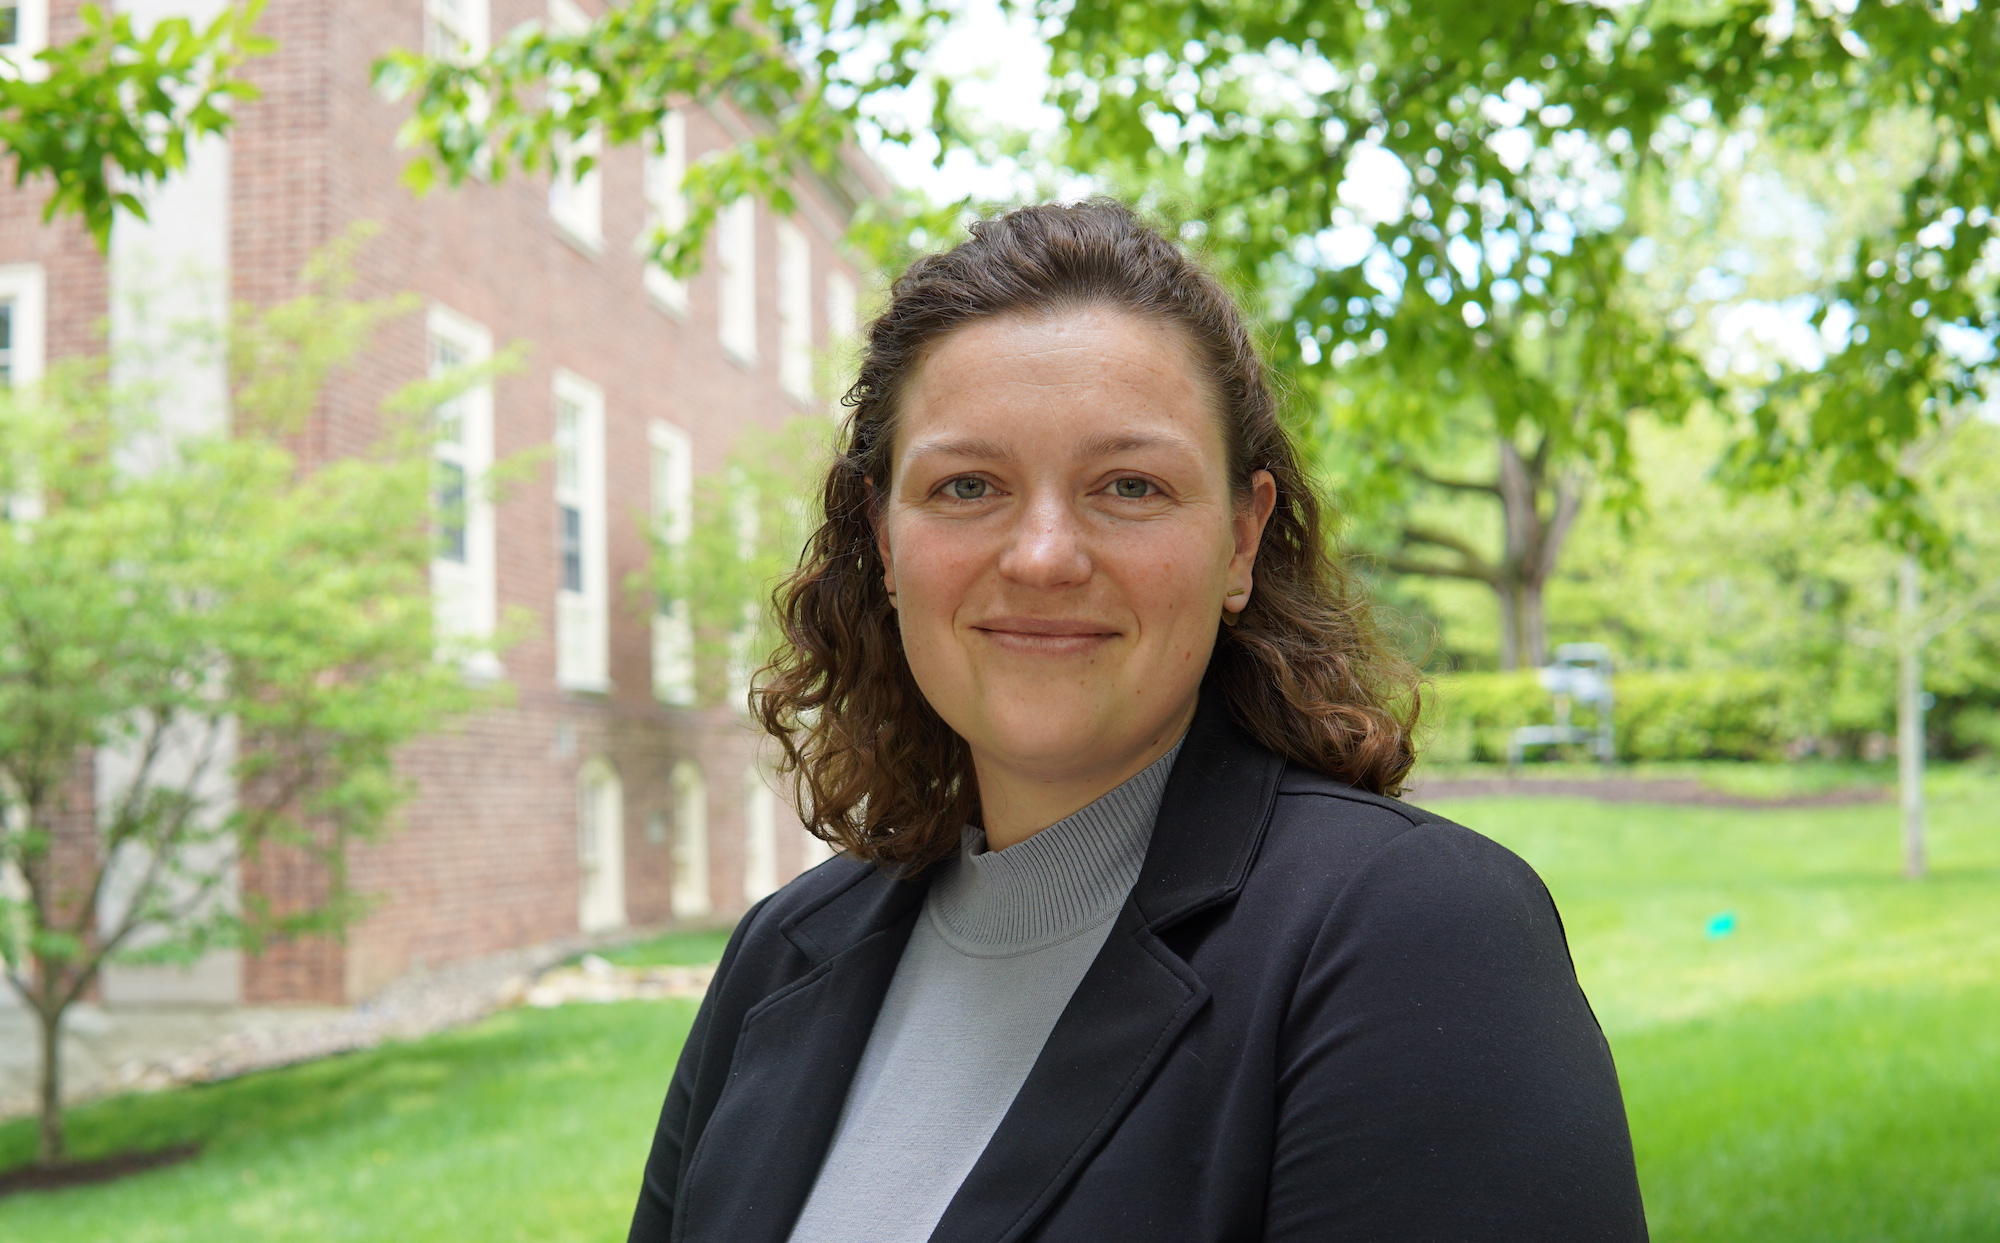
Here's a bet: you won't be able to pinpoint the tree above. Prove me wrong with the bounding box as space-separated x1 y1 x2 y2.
373 0 955 278
0 267 488 1166
0 1 271 247
642 418 833 710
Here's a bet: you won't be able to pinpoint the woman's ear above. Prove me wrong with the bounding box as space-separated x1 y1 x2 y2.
866 476 895 596
1230 469 1278 578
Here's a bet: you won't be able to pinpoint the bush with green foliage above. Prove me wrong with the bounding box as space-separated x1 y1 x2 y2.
1425 671 1810 764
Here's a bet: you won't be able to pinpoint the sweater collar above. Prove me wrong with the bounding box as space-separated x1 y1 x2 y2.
927 740 1183 954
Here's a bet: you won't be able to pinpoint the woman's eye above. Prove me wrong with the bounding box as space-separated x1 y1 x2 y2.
1111 477 1155 499
947 477 989 500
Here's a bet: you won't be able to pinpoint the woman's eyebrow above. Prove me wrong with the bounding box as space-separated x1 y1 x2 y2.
902 435 1012 465
1077 431 1197 458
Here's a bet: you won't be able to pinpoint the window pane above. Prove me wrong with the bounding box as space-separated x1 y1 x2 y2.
435 461 467 563
555 402 580 492
0 6 18 48
560 503 584 592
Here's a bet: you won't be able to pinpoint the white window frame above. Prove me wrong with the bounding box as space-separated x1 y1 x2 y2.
0 0 49 80
742 764 778 902
424 0 489 60
823 269 859 417
641 110 690 315
777 220 814 403
649 419 696 706
723 466 761 710
825 269 858 344
717 196 758 365
670 759 711 918
549 129 605 254
426 306 502 681
553 369 610 692
546 0 603 253
0 262 46 390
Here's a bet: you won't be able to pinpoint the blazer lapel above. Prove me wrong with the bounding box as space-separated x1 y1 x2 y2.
677 865 929 1243
930 696 1286 1243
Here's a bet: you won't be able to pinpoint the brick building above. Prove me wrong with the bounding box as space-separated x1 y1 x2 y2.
0 0 870 1005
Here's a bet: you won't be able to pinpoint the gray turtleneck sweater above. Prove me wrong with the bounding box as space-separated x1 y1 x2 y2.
785 742 1182 1243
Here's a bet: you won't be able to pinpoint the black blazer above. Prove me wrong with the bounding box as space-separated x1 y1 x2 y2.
629 700 1648 1242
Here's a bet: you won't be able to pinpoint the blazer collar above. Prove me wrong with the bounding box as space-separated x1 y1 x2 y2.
686 695 1287 1243
1130 689 1287 931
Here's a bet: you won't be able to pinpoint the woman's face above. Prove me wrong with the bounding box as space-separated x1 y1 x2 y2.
878 305 1276 792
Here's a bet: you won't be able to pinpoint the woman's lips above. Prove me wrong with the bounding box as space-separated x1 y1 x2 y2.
971 617 1120 653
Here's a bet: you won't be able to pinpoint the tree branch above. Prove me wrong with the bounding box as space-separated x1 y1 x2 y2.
1406 464 1501 496
1387 524 1502 585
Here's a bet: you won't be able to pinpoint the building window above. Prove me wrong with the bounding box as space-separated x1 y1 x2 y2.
424 0 488 59
717 196 757 365
642 110 689 315
826 270 857 343
0 264 44 390
649 419 695 705
435 461 467 563
742 764 778 902
777 221 814 403
0 0 48 75
553 369 609 691
427 306 500 679
545 0 601 251
558 502 583 591
577 757 627 933
549 130 604 252
824 270 859 415
431 335 469 563
422 311 496 683
670 759 710 918
724 467 761 709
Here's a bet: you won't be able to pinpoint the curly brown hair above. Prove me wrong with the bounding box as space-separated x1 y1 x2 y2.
754 199 1420 874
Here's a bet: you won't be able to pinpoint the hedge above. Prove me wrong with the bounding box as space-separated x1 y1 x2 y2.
1423 670 1808 763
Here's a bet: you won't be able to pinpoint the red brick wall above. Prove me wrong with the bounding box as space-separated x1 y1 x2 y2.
2 0 864 1005
254 0 857 1002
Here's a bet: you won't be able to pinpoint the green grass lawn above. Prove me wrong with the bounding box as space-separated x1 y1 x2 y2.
1441 775 2000 1242
3 773 1996 1240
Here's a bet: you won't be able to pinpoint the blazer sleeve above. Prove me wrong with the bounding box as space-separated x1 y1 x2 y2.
1264 821 1648 1242
627 897 769 1243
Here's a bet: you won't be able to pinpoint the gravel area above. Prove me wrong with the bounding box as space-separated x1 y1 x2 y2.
0 932 717 1121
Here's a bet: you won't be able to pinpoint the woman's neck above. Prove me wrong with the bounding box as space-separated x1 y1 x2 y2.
970 701 1196 851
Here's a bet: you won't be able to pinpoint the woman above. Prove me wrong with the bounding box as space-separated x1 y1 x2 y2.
629 201 1646 1242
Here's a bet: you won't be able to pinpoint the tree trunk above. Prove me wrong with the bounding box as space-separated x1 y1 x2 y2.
1898 554 1927 881
1496 440 1577 670
1491 579 1545 673
37 999 65 1164
1387 437 1581 671
1496 584 1522 671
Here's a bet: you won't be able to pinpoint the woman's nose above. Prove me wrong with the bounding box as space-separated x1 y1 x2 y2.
996 493 1092 588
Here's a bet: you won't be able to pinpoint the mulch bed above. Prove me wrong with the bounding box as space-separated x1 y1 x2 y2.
0 1143 201 1198
1406 777 1891 809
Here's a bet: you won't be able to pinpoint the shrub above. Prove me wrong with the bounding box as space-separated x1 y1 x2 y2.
1423 670 1806 763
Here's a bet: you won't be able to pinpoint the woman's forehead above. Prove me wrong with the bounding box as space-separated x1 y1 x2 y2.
893 308 1224 465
